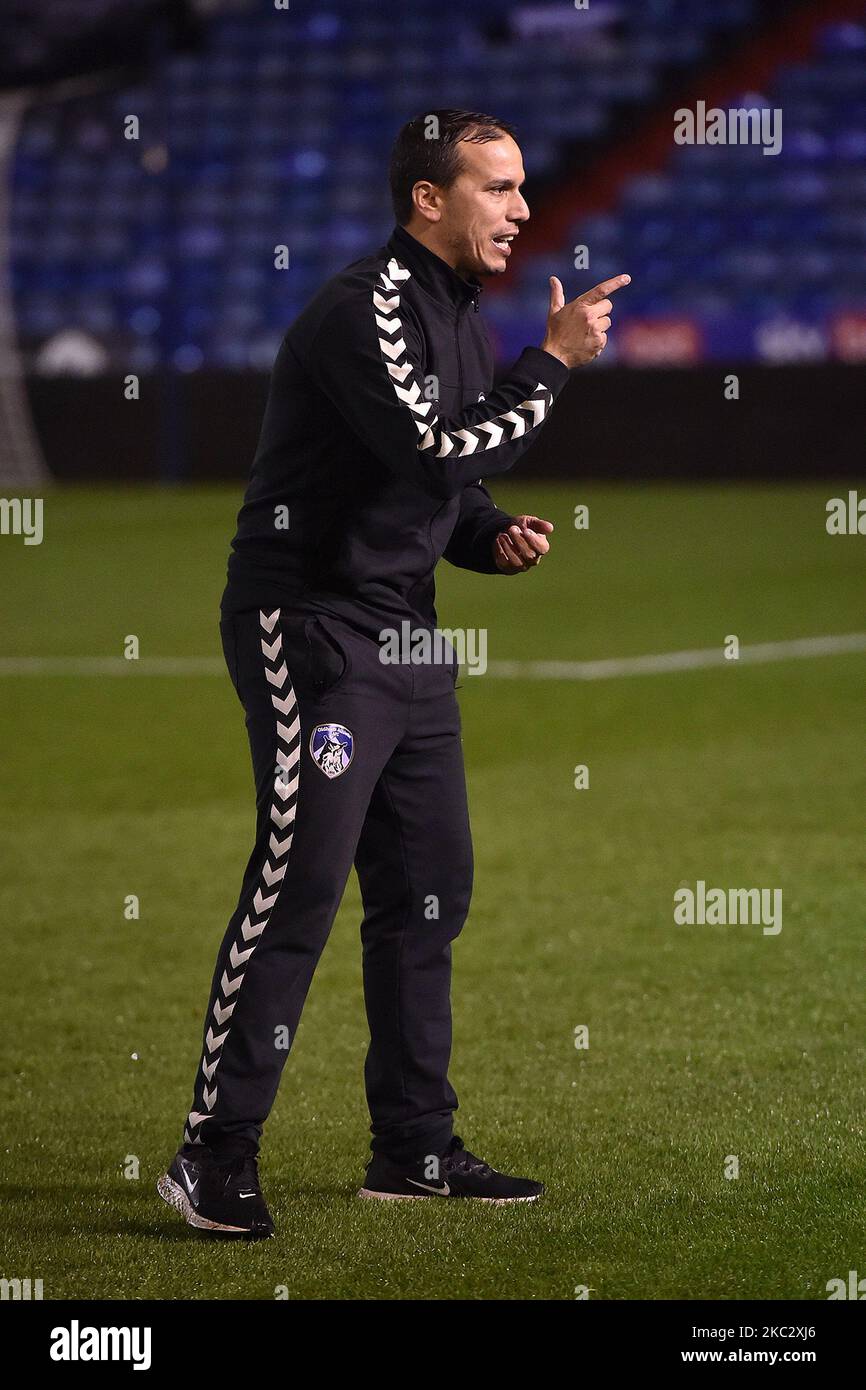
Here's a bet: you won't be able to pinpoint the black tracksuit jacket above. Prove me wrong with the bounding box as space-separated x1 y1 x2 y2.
221 223 571 636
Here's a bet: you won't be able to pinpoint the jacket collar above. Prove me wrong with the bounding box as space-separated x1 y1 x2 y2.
387 225 482 311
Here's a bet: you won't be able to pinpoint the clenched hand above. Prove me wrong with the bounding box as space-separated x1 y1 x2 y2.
494 515 554 574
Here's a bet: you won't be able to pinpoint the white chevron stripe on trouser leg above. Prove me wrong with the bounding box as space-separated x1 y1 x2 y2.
184 608 299 1144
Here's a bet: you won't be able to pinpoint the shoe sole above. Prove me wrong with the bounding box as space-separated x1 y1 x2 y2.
156 1173 266 1236
357 1187 541 1204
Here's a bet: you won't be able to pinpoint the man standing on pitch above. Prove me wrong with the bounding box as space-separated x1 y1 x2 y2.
159 109 629 1236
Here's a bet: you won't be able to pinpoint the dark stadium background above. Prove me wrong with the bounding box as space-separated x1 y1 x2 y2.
1 0 864 1316
4 0 866 484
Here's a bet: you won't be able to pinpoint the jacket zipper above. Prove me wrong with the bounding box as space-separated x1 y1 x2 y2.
455 303 465 401
455 291 480 403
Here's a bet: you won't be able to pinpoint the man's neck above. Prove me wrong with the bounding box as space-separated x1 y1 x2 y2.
400 221 461 273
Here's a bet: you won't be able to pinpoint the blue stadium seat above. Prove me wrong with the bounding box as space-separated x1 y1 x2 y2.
11 0 866 368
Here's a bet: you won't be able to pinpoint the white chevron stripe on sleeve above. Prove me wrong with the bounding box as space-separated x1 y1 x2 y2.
523 394 550 425
387 361 413 383
451 429 480 456
367 256 557 500
500 410 526 437
475 420 504 447
378 337 406 362
393 379 422 405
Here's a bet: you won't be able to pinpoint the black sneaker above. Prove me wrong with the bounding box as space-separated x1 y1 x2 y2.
358 1135 543 1204
157 1145 275 1239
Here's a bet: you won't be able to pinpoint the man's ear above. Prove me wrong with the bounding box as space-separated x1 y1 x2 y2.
412 181 442 224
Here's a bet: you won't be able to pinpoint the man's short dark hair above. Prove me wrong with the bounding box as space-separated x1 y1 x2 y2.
389 109 517 225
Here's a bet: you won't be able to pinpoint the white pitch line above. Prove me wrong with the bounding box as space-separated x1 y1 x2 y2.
0 633 864 681
0 656 225 676
486 632 866 681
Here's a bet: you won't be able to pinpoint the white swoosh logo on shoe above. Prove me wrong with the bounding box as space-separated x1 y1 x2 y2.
407 1179 450 1196
239 1191 257 1198
181 1168 198 1199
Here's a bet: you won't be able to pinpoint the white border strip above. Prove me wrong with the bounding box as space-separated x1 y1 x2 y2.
0 633 864 682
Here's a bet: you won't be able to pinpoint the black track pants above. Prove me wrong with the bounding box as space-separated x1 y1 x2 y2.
183 607 473 1163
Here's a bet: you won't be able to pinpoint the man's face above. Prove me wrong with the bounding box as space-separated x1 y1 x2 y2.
436 133 529 278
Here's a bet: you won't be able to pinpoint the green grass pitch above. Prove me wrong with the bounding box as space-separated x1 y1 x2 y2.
1 480 863 1300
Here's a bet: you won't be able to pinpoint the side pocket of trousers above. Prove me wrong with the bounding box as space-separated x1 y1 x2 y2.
303 615 352 697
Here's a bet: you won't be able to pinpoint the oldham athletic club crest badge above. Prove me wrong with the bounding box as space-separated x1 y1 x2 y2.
309 723 354 779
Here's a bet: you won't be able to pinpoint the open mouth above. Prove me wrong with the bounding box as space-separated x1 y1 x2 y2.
492 234 517 254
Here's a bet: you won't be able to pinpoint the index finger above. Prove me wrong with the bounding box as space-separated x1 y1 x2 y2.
577 274 631 307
